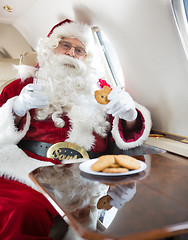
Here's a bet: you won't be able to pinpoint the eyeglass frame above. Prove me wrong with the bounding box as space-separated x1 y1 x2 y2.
59 40 86 56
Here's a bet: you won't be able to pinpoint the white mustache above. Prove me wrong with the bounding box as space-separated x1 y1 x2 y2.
53 54 85 71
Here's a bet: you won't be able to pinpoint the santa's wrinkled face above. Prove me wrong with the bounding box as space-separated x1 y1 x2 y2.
54 37 86 62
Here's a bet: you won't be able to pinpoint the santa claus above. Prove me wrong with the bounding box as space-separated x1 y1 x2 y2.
0 19 151 239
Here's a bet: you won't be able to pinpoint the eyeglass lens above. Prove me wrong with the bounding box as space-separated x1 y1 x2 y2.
60 41 86 56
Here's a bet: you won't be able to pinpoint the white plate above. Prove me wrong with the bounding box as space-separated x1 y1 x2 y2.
79 158 147 177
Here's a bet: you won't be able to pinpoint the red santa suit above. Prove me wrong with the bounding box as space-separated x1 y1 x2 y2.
0 19 151 240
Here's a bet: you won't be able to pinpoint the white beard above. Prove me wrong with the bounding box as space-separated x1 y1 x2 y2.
34 52 110 150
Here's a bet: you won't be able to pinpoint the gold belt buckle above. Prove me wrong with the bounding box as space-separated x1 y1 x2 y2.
46 142 89 162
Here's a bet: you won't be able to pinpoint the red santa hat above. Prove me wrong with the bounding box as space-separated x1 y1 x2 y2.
46 19 95 56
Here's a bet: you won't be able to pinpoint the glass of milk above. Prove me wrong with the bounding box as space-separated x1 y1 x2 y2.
33 77 53 101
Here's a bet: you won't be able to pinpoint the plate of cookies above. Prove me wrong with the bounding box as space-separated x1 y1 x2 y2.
79 155 147 176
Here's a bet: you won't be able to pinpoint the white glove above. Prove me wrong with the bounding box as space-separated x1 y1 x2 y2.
108 183 136 209
105 87 137 121
13 83 49 117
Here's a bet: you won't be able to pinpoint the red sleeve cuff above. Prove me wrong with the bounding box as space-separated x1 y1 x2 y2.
118 110 145 143
18 114 27 131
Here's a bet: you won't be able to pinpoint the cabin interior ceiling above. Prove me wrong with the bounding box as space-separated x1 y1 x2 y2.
0 0 188 137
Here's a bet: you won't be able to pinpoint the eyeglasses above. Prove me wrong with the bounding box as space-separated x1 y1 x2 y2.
59 40 86 56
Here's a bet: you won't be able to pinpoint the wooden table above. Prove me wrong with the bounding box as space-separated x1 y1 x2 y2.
29 152 188 240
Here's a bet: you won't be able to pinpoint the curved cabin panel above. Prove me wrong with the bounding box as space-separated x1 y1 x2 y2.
0 0 187 156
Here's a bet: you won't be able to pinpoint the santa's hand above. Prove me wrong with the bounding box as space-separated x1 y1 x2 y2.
105 87 137 121
13 84 49 117
108 183 136 209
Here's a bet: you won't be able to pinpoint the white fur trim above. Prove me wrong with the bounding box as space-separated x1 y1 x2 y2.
0 97 31 145
0 97 54 190
65 100 109 151
13 65 36 81
111 103 152 150
66 105 96 151
0 144 53 190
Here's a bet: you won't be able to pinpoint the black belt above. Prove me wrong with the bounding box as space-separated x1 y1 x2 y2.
18 140 103 160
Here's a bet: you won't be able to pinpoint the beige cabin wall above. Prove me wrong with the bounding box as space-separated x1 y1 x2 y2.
0 24 35 91
0 23 33 59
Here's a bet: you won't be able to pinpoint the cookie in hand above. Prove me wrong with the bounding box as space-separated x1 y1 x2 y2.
95 86 111 104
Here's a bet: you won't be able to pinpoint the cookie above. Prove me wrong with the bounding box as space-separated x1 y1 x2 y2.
97 195 112 210
115 155 140 170
95 86 111 104
91 155 115 172
102 167 129 173
109 163 121 168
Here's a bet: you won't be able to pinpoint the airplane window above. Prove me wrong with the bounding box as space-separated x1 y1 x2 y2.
171 0 188 60
184 0 188 20
92 27 125 88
